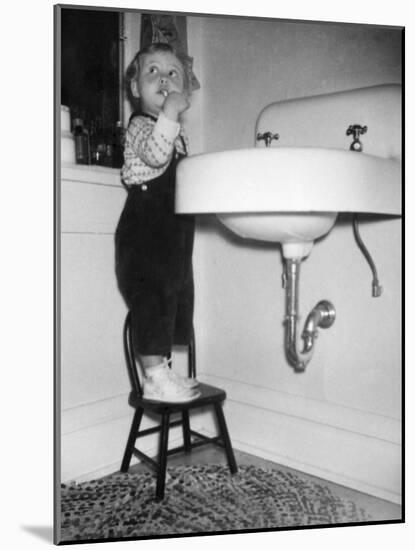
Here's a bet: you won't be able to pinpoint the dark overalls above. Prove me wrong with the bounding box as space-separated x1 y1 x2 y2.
115 118 195 356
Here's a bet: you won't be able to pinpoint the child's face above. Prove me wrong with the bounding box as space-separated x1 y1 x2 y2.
132 51 186 117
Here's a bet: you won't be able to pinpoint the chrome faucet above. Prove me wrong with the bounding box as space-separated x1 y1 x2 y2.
346 124 367 152
257 131 279 147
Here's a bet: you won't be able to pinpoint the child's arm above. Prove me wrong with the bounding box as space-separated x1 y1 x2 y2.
163 92 190 123
126 112 181 169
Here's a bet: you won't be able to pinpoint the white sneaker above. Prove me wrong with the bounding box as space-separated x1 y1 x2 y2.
143 361 201 403
164 366 199 389
148 358 199 389
143 375 201 403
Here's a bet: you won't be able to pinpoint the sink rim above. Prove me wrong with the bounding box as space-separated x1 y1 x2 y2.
175 146 401 216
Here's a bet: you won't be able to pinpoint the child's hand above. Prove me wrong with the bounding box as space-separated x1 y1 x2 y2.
162 92 190 121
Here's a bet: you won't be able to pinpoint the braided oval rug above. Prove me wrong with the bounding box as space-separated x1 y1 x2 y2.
60 464 371 542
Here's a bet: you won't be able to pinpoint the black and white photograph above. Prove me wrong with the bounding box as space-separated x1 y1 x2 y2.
40 0 406 545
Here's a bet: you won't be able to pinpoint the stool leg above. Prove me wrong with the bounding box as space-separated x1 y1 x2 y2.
214 403 238 474
120 408 144 472
182 410 192 453
156 411 170 500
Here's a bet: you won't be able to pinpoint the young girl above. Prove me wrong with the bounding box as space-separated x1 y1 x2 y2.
115 43 200 402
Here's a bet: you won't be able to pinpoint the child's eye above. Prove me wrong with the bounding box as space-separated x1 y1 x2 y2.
169 70 178 78
149 66 158 74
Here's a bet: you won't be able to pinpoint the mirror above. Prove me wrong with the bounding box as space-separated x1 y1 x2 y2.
60 7 124 167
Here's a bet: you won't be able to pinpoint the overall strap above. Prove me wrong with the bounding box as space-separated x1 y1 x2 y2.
178 135 188 156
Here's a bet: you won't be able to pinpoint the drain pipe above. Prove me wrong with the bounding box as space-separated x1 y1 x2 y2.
284 258 336 372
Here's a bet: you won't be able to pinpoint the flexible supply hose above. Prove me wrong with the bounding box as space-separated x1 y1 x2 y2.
352 214 383 297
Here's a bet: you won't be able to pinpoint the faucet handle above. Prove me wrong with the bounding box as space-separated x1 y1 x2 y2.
346 124 368 152
257 131 280 147
346 124 367 139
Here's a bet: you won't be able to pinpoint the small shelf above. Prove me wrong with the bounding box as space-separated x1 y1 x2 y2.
61 163 123 188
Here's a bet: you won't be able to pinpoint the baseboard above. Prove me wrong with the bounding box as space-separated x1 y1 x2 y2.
231 438 401 505
63 430 187 484
199 373 402 504
60 393 205 483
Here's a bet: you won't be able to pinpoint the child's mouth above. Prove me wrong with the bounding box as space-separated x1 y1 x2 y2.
159 89 169 97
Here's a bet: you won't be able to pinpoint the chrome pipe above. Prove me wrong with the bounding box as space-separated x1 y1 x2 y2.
284 259 335 372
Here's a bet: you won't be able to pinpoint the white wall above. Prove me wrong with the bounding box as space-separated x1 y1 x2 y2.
186 16 402 502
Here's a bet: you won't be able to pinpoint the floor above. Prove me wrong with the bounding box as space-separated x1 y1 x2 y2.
129 446 402 523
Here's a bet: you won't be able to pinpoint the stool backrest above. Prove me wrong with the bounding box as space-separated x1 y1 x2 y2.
123 311 143 396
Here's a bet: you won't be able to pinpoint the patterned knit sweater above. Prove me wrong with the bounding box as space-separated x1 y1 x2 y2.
121 111 189 187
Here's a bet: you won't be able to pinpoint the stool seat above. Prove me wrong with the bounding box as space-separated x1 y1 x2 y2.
128 382 226 410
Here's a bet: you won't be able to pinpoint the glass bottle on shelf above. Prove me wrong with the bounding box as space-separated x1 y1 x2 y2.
96 143 107 166
89 119 99 165
105 144 113 167
112 121 125 168
73 118 90 165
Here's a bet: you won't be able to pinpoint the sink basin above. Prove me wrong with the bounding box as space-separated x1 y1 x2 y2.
175 147 401 258
217 211 337 258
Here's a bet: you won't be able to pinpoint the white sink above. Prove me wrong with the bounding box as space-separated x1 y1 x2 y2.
176 147 401 258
